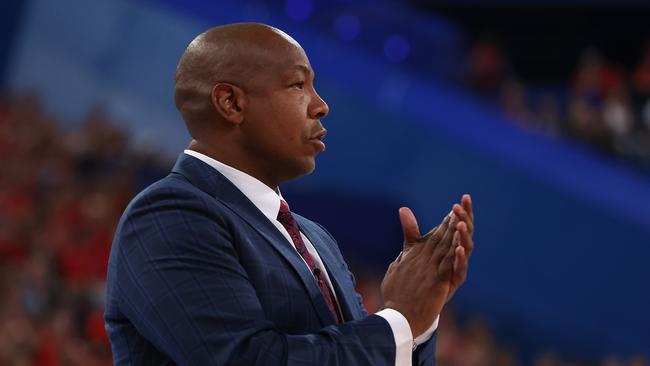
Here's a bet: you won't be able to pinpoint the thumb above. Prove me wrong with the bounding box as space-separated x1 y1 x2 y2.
399 207 420 249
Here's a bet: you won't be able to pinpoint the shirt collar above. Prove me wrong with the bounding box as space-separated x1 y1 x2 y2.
183 149 282 222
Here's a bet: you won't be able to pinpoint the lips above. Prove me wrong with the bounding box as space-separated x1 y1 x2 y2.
309 129 327 141
309 129 327 151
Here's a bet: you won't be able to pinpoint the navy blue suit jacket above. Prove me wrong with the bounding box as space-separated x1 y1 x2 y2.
105 154 436 365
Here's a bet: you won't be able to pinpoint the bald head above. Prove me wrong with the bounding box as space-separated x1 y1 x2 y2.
173 22 330 188
174 22 303 137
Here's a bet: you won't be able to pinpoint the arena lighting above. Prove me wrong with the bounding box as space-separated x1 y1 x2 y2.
285 0 312 21
383 34 410 63
333 13 361 42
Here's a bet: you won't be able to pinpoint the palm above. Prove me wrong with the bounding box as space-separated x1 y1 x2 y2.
399 195 474 304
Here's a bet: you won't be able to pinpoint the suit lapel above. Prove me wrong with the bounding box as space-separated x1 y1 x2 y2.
296 218 364 321
171 154 335 326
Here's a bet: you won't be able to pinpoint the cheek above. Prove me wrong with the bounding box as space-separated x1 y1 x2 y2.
278 102 305 122
249 92 310 147
277 100 310 138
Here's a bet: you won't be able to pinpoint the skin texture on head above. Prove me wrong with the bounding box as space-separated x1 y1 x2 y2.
174 22 329 190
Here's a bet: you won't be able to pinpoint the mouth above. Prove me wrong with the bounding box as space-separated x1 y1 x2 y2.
309 129 327 140
308 129 327 151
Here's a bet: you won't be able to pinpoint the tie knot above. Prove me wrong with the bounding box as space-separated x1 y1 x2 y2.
277 200 294 226
279 200 291 214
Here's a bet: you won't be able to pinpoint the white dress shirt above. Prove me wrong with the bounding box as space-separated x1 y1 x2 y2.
184 150 438 365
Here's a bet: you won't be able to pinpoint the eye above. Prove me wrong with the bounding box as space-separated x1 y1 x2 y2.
291 81 305 89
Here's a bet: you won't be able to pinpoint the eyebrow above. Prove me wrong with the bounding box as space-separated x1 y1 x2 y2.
292 64 313 77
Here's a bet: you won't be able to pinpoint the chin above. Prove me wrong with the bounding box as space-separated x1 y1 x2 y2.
289 158 316 179
303 157 317 174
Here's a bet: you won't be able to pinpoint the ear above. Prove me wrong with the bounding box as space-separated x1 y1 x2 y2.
211 83 246 125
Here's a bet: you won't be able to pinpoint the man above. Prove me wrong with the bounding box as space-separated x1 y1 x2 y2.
104 22 474 365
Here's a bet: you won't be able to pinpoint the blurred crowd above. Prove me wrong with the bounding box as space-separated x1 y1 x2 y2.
467 38 650 174
0 94 646 365
0 94 167 366
356 274 647 366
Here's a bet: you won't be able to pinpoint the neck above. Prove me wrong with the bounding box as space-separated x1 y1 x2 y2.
188 139 281 191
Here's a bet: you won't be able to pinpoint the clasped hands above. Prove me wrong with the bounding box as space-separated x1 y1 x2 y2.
380 194 475 338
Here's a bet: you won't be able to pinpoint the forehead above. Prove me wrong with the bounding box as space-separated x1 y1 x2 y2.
271 42 310 72
237 27 314 89
260 29 312 72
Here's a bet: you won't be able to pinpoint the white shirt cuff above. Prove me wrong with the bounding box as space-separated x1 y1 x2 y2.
376 308 412 366
376 309 441 365
414 315 439 345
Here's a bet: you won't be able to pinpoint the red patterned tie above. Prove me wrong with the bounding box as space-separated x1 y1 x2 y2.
277 200 343 323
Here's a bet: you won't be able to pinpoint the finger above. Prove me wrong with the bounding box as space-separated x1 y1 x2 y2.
426 211 453 246
421 226 437 242
457 221 474 258
402 236 428 260
462 194 474 225
430 213 458 264
396 250 404 262
440 219 463 268
437 241 457 282
421 209 455 262
453 203 474 236
416 212 452 267
452 245 468 284
399 207 421 248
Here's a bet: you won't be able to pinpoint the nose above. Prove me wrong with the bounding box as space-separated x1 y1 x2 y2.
310 88 329 120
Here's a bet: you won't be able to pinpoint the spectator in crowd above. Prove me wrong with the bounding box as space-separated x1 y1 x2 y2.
467 38 650 175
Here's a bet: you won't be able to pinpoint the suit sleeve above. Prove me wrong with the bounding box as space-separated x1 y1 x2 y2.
412 333 437 365
109 186 397 366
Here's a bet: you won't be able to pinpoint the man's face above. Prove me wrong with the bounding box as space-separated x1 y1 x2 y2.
240 40 329 184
